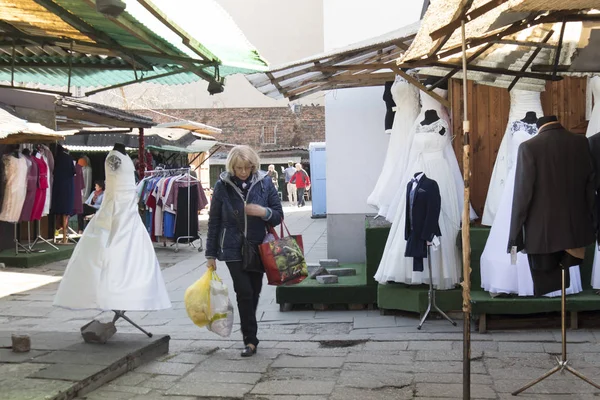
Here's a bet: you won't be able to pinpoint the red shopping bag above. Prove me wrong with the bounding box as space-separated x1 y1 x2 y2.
259 222 308 286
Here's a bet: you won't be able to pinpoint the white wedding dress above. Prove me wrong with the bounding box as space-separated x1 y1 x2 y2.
54 150 171 311
480 121 583 297
374 118 462 289
384 88 477 223
482 89 544 226
368 77 421 218
587 76 600 289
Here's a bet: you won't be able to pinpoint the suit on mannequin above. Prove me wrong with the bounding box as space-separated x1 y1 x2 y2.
508 116 596 295
588 131 600 235
405 173 442 272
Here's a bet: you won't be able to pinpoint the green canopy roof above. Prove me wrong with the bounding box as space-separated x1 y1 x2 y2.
0 0 268 94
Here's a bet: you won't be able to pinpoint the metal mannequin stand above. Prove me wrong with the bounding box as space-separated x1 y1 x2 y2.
417 244 457 330
512 265 600 395
13 223 30 255
30 220 58 252
112 310 152 337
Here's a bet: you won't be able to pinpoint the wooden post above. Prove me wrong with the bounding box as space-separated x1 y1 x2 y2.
138 127 146 177
460 19 472 400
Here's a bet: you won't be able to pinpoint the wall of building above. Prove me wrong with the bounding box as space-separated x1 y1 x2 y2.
324 0 425 263
135 106 325 150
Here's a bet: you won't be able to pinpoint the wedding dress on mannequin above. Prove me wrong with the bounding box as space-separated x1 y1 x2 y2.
587 76 600 289
54 150 171 311
480 120 583 296
482 89 544 226
384 88 477 223
368 76 420 217
374 116 462 289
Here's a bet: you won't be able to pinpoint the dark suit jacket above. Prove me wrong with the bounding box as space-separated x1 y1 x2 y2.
508 122 596 254
405 174 442 259
588 132 600 237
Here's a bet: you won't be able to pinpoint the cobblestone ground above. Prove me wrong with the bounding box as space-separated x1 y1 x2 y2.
2 204 600 399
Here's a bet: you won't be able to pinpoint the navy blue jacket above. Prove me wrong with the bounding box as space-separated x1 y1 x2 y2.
206 171 283 261
404 174 441 259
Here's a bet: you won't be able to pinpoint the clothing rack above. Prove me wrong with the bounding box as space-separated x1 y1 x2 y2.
143 167 203 252
13 223 30 255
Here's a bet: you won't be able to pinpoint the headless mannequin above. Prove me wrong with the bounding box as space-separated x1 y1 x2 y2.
421 110 445 136
521 111 537 124
113 142 126 155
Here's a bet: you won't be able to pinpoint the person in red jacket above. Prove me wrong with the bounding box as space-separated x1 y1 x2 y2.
290 163 310 207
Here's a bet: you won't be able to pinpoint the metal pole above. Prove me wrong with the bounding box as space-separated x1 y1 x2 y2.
460 18 472 400
138 128 146 177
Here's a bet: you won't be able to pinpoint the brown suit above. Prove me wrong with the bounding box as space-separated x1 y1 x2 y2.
508 122 595 295
509 122 595 254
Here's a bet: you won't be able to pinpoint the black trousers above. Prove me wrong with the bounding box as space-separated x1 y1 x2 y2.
226 261 263 346
297 188 305 206
77 204 97 231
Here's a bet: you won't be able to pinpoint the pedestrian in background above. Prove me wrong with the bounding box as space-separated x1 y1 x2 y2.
283 161 297 206
205 145 283 357
267 164 279 189
290 163 310 208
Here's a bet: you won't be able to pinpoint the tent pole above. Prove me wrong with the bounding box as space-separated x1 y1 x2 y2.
460 18 472 400
138 128 146 177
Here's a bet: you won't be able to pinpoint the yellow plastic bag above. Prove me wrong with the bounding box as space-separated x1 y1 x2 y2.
184 269 213 327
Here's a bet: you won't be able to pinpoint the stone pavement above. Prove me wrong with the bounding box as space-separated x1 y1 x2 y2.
2 204 600 399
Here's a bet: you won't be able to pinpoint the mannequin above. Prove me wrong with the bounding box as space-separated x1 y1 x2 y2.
51 144 75 244
521 111 537 124
113 142 126 155
383 81 396 134
421 110 446 136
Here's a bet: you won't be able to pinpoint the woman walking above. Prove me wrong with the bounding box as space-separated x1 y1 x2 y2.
290 163 311 207
205 145 283 357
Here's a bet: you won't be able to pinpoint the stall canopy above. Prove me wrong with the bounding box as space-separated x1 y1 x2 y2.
0 104 68 143
64 126 217 153
0 0 268 95
156 120 222 136
246 22 421 102
398 0 600 91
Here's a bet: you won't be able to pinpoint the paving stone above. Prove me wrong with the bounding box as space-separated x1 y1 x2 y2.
265 367 340 381
316 275 338 284
498 341 545 353
108 372 151 386
271 355 344 368
251 379 335 395
337 369 413 389
345 360 487 375
415 350 483 361
193 357 272 373
326 267 356 276
363 341 409 351
128 393 198 400
32 349 125 366
414 372 492 385
407 340 454 351
415 383 496 398
493 378 600 395
103 384 153 395
135 361 196 376
319 259 339 267
0 349 48 363
330 386 413 400
166 382 253 397
29 363 106 381
353 316 398 329
163 352 209 364
247 396 327 400
181 371 262 385
345 352 413 364
308 265 328 279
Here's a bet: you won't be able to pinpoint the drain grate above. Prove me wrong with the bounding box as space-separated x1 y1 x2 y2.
318 339 368 348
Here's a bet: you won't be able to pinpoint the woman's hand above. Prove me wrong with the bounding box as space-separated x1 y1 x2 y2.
207 258 217 270
245 204 267 218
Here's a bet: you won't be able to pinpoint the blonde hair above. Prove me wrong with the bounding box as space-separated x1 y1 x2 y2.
226 145 260 175
268 164 275 171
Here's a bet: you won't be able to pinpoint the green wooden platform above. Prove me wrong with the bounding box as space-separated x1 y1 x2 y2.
275 263 377 309
0 242 74 268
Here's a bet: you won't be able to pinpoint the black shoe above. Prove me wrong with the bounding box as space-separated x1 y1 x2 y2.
241 345 257 357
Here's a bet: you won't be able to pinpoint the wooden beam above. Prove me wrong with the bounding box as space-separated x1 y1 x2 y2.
390 64 451 108
430 61 560 81
507 29 554 91
428 0 475 57
316 62 396 72
493 39 556 49
428 41 495 90
329 72 396 83
429 0 510 40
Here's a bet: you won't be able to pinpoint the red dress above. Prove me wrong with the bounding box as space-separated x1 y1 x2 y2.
19 155 38 222
30 155 49 221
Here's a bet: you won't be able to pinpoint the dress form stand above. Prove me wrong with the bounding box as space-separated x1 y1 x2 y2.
112 310 153 337
30 219 59 251
512 265 600 395
417 244 457 329
13 223 30 255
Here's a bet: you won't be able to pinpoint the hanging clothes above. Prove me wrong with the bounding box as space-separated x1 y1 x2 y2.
174 186 199 242
0 154 28 223
19 154 38 222
30 153 49 221
72 164 85 216
51 148 75 215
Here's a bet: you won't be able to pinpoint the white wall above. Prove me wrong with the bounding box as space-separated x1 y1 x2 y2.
324 0 424 261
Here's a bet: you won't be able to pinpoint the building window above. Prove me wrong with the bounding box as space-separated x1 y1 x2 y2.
261 126 277 144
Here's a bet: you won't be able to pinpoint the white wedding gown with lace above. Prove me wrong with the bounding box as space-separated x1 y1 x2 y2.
374 118 462 289
480 121 583 296
54 150 171 311
482 89 544 226
368 77 420 217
